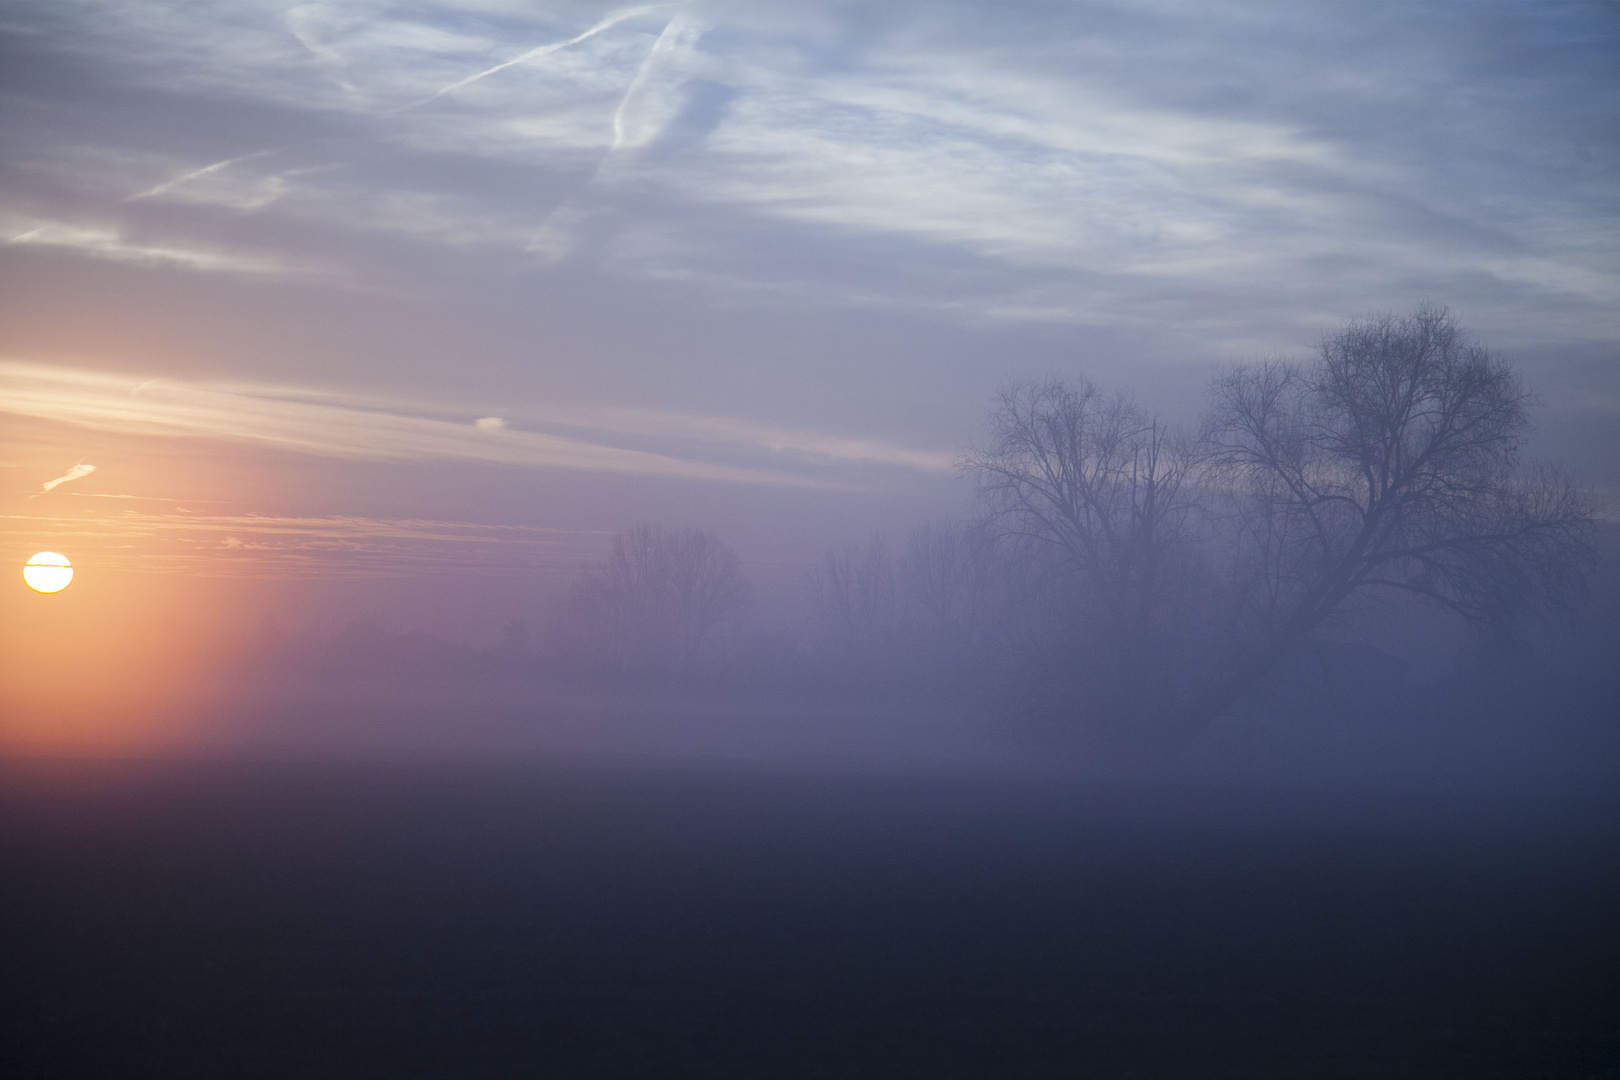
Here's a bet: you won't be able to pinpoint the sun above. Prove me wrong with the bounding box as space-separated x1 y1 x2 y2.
24 552 73 594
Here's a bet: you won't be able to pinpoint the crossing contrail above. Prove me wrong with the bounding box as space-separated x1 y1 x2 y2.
609 11 701 151
408 4 673 110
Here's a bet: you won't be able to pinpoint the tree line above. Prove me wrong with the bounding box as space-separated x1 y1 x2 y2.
544 307 1598 746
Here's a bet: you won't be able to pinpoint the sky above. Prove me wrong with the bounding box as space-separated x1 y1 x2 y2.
2 0 1617 669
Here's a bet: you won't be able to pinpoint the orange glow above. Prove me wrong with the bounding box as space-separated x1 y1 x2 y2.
23 551 73 593
1 565 259 754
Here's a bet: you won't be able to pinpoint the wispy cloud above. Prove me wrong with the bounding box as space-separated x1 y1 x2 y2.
2 509 596 578
549 405 955 473
1 0 1614 478
37 462 96 495
0 361 940 487
608 11 703 153
4 220 312 278
34 0 1608 331
128 149 281 201
409 4 670 109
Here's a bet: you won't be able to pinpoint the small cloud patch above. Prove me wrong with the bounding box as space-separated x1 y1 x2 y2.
41 462 95 493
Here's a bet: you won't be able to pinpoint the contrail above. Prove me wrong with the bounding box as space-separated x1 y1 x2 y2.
532 10 699 251
407 4 672 109
38 462 95 494
610 11 699 151
284 7 361 96
122 7 672 219
129 149 280 201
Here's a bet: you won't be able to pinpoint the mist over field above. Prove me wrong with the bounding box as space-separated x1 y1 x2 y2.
2 2 1617 1075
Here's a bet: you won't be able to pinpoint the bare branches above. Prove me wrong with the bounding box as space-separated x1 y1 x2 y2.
964 378 1200 629
809 533 898 657
962 310 1596 741
962 378 1206 731
1190 306 1596 729
553 524 751 676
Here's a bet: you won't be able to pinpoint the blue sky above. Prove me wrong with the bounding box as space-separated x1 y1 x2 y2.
2 1 1616 629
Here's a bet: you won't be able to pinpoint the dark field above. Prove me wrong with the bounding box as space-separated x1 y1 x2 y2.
2 755 1616 1078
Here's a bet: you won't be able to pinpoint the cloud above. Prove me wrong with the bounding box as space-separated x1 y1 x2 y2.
551 405 956 473
0 361 942 487
608 11 704 154
2 508 597 578
408 4 671 109
20 1 1609 338
4 220 314 278
128 149 281 201
40 462 95 492
0 0 1614 478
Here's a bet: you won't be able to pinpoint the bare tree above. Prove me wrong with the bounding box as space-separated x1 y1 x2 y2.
809 533 898 664
1198 305 1595 729
553 524 751 676
963 378 1202 727
898 520 1001 656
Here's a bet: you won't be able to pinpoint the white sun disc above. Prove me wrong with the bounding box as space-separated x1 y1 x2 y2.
24 551 73 594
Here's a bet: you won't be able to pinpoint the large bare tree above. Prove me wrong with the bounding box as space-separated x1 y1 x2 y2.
1198 305 1594 729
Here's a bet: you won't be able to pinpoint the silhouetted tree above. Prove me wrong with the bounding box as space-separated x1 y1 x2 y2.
898 520 1001 658
1196 305 1595 730
806 523 1014 690
553 524 751 677
809 533 898 668
963 378 1203 728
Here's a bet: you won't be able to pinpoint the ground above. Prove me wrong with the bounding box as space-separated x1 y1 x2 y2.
2 755 1616 1078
